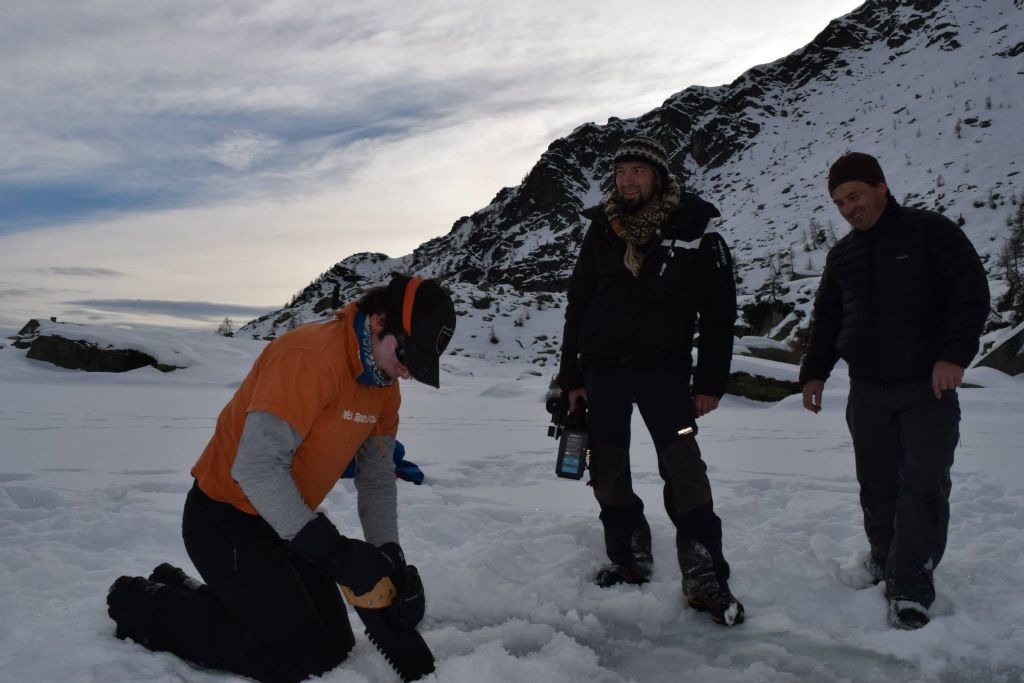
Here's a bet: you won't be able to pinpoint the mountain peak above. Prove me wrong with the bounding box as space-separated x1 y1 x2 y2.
243 0 1023 355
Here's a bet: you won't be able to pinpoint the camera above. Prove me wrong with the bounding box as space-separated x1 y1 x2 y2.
545 388 589 480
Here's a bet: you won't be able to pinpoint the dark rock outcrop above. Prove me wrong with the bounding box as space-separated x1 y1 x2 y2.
726 371 802 402
26 335 177 373
12 319 182 373
975 325 1024 376
735 345 804 366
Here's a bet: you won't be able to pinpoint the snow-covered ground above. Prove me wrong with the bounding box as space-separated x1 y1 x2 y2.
1 329 1022 683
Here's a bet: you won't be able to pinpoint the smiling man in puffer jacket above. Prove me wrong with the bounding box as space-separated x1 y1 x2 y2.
557 136 743 626
800 152 990 630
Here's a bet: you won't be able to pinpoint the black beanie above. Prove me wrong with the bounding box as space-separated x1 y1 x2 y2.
614 136 671 185
828 152 886 194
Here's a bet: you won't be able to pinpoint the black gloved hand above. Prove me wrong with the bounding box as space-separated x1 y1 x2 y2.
379 542 426 628
391 565 425 628
290 513 395 596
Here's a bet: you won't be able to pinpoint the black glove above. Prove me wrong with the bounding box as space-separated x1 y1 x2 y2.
290 513 395 596
379 542 426 628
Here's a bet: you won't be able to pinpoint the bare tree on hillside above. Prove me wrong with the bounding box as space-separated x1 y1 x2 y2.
996 200 1024 324
216 317 235 337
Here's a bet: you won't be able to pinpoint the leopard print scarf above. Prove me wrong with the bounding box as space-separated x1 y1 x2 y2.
604 177 682 276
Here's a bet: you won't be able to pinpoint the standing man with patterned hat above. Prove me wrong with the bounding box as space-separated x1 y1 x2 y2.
106 274 456 681
557 136 744 625
800 152 989 630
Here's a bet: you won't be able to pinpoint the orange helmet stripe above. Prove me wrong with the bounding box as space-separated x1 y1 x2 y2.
401 277 424 335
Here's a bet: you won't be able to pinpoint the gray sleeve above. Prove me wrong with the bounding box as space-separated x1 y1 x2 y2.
231 410 315 540
354 436 398 545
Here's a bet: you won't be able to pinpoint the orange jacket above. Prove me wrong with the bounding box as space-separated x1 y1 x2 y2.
192 302 400 515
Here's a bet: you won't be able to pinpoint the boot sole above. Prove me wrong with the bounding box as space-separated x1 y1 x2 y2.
595 576 649 588
107 576 142 641
687 597 745 626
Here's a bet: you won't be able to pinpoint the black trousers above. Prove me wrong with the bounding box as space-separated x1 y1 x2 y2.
584 365 729 582
847 379 959 607
146 482 354 683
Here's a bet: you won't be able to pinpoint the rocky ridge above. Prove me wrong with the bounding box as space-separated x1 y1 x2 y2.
241 0 1024 372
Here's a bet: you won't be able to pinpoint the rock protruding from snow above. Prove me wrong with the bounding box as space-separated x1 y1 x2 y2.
11 319 189 372
975 322 1024 376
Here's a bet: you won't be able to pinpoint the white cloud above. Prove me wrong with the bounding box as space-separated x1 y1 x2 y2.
0 0 864 330
207 131 281 171
0 128 120 179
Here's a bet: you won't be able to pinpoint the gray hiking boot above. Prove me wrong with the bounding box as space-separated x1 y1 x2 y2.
685 588 745 626
678 539 745 626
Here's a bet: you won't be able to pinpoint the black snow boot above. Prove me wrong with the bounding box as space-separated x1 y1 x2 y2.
888 598 929 630
677 540 745 626
594 505 653 588
107 576 164 648
593 556 653 587
863 556 885 587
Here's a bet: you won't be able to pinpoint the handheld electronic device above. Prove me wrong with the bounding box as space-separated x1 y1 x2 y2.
545 389 589 480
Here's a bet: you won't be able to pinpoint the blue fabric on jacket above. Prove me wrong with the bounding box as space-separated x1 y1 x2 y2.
341 440 424 485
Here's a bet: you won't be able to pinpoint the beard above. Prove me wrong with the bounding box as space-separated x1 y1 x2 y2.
620 195 641 212
617 177 660 215
619 193 651 215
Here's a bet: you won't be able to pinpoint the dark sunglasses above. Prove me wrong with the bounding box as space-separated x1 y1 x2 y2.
384 321 410 366
393 334 408 366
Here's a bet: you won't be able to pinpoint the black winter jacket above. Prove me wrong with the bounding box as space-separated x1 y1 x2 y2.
557 194 737 396
799 197 990 384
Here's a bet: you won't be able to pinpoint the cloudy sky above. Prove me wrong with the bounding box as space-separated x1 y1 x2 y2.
0 0 862 332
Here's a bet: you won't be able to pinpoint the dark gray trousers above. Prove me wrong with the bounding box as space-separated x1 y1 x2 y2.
847 379 959 607
584 365 729 583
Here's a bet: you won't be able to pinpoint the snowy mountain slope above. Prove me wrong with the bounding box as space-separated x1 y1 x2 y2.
242 0 1024 361
241 279 571 372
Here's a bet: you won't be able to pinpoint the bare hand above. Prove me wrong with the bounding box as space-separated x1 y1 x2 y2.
802 380 824 414
932 360 964 398
694 394 720 418
567 387 588 412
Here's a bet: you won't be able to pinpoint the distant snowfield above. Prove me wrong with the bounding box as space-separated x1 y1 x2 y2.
1 330 1022 683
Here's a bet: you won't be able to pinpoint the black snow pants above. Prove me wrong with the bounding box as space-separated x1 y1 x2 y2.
847 379 959 608
142 481 355 683
584 365 730 584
